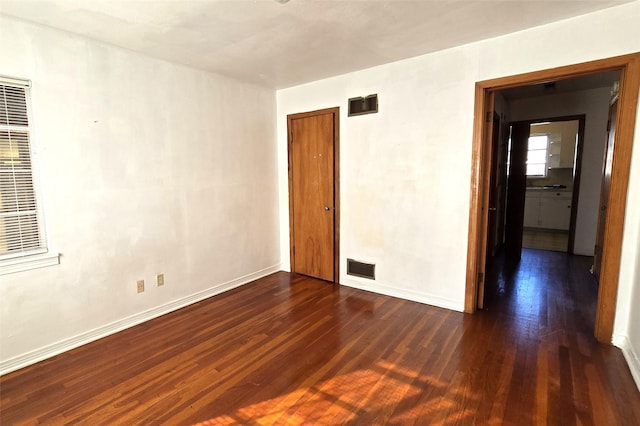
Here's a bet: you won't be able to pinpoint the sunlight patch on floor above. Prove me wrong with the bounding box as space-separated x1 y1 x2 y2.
191 360 440 425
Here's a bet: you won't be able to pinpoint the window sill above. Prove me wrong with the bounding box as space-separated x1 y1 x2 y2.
0 252 60 276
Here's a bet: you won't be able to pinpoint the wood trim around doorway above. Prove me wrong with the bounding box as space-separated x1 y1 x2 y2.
464 53 640 344
287 107 340 282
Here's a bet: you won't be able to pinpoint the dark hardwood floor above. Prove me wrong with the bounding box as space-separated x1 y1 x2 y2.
2 249 639 425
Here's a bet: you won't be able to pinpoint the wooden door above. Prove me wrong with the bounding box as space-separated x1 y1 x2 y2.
567 116 586 255
593 99 618 281
495 120 510 254
288 109 338 282
504 121 529 261
486 113 501 264
478 106 500 309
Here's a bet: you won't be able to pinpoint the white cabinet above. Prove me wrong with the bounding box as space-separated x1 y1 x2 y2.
524 192 540 228
524 190 572 230
540 192 572 229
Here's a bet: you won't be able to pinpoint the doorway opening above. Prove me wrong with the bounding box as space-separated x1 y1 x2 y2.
518 118 583 253
465 53 640 343
505 116 586 254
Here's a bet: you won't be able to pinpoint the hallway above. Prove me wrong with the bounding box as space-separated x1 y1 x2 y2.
481 248 638 423
484 248 597 326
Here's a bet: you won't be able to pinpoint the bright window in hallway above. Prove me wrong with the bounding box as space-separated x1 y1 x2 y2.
526 134 549 177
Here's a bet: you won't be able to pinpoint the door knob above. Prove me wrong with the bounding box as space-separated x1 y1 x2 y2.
324 206 331 211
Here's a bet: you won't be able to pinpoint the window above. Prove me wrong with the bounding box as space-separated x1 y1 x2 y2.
526 134 549 177
0 76 58 274
506 129 549 178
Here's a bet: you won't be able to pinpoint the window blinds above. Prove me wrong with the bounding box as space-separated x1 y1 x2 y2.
0 78 46 259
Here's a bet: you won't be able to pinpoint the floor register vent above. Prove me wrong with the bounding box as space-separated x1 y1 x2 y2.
347 258 376 280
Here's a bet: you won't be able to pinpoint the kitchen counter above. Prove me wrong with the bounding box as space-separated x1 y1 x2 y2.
526 186 573 192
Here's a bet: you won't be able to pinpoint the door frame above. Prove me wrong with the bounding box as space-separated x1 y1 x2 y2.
594 99 619 281
464 53 640 343
287 107 340 282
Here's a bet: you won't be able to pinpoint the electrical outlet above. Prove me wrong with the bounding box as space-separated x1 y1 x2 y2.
156 273 164 287
137 279 145 293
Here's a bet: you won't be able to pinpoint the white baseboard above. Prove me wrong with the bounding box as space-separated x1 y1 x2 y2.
340 277 464 312
0 264 282 376
613 333 640 392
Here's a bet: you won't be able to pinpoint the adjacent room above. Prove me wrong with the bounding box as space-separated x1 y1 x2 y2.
1 0 640 423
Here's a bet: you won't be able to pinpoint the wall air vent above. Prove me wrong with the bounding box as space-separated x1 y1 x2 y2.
348 94 378 116
347 258 376 280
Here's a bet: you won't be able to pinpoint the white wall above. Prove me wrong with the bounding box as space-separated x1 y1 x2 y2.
626 229 640 390
0 16 280 373
509 87 612 255
618 211 640 390
614 100 640 390
277 2 640 326
278 51 475 310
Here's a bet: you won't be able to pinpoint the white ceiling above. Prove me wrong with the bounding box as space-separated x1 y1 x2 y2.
0 0 632 89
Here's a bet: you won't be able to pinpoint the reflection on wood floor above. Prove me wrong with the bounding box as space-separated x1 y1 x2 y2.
522 228 569 252
2 251 639 424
